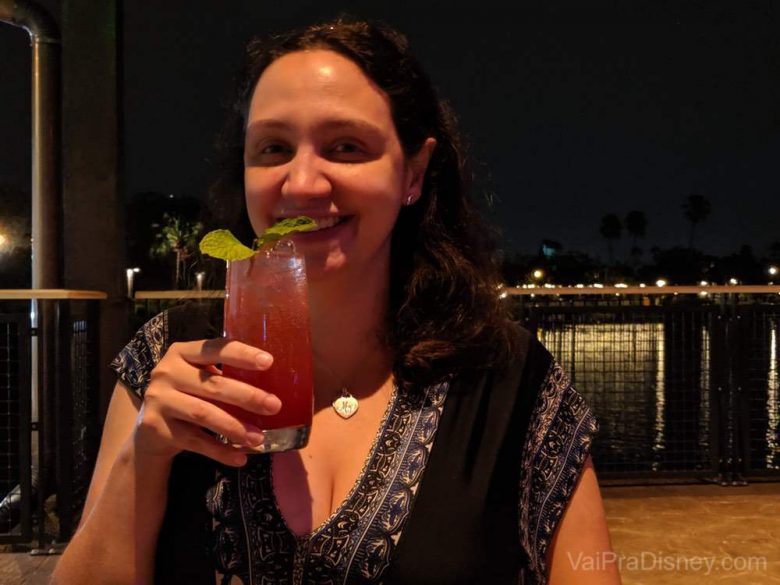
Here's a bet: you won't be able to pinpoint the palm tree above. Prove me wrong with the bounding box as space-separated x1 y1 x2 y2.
149 213 204 288
682 194 711 250
600 214 622 265
625 210 647 260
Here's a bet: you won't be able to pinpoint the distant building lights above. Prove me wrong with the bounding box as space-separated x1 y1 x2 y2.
575 284 584 288
593 283 604 288
615 283 628 288
699 280 709 286
769 266 778 276
728 278 738 285
532 269 544 280
639 283 647 288
655 279 667 287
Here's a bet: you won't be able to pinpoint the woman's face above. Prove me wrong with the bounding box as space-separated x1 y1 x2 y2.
243 49 432 281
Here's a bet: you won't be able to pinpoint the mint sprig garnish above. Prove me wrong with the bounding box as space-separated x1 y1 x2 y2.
199 230 255 261
253 216 318 249
198 216 318 261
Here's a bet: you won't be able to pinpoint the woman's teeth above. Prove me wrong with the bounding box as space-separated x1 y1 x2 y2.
309 216 346 231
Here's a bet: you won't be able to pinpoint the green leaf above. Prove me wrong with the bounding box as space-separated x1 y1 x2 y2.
198 230 255 261
198 217 319 261
254 216 318 249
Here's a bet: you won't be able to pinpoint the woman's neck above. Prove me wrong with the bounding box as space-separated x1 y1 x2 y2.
307 260 393 407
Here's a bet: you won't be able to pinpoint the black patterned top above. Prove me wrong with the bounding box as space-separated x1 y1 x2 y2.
110 308 598 585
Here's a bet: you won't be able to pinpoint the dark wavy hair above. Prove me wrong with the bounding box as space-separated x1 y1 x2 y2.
206 17 521 391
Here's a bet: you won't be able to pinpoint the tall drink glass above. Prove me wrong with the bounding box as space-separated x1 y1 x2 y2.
221 240 313 453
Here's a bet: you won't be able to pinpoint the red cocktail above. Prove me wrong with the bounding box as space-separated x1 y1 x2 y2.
221 241 313 452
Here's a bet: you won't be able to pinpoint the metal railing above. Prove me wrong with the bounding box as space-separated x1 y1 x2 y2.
132 286 780 487
0 283 769 550
509 285 780 485
0 290 104 549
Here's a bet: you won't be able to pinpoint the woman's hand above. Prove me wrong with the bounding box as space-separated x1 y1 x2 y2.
133 338 281 467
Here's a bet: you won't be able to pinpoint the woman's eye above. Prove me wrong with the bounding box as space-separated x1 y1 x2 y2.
247 142 292 165
333 143 359 153
329 142 366 161
260 143 290 155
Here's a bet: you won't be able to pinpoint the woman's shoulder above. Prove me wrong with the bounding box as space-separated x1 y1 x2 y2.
514 331 600 580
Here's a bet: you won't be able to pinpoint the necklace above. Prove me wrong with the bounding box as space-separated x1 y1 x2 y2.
312 349 359 419
332 387 359 419
313 347 386 420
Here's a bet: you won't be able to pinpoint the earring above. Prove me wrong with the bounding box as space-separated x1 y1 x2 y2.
405 194 414 205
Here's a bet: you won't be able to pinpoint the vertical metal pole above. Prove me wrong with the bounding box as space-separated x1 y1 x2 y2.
54 299 73 544
33 299 50 552
30 30 62 290
731 303 750 485
0 1 62 289
18 312 33 543
710 299 728 484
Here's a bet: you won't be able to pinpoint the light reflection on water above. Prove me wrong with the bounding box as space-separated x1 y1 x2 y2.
653 324 665 470
534 319 780 472
767 325 778 469
538 322 676 468
699 325 711 460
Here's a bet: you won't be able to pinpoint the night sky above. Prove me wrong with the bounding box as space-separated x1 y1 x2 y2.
2 1 779 263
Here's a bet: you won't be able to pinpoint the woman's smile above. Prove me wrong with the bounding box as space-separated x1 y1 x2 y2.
287 214 355 247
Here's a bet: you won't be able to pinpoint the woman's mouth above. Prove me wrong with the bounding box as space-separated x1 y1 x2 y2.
306 216 351 231
275 215 354 244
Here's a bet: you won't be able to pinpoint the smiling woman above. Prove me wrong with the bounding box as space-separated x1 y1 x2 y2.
242 48 433 282
52 17 620 585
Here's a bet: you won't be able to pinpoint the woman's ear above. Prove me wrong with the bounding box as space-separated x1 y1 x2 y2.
404 137 437 205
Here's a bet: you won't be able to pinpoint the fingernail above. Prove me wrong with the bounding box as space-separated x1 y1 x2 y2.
255 352 273 368
244 424 265 446
264 394 282 413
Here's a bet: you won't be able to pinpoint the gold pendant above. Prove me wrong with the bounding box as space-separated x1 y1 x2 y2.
332 388 359 419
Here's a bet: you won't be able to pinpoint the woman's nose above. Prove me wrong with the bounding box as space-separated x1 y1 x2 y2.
281 150 331 201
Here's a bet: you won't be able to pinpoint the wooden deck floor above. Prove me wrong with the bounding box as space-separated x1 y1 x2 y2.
603 482 780 584
0 482 778 584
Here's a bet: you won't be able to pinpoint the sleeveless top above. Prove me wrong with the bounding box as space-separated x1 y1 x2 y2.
110 304 598 584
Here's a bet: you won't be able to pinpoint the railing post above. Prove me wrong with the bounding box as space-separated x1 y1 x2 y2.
709 306 727 484
32 298 55 553
720 294 748 485
731 302 754 484
18 314 33 543
54 299 74 545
